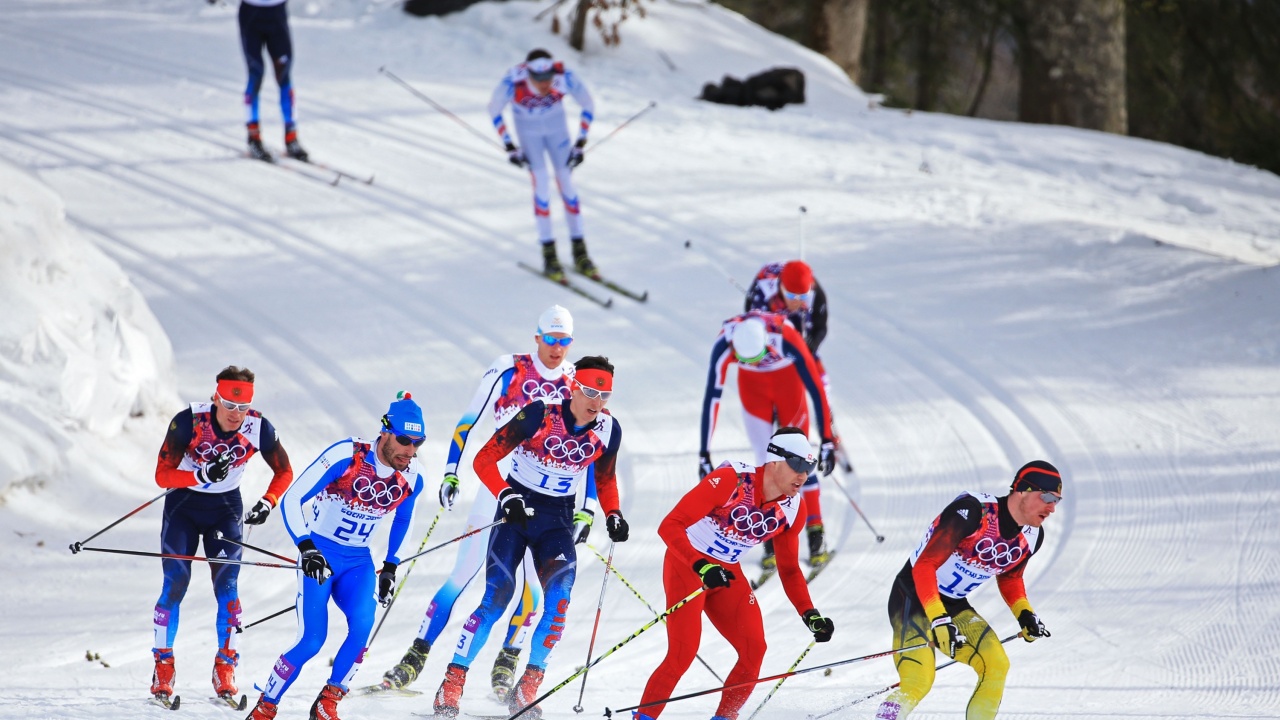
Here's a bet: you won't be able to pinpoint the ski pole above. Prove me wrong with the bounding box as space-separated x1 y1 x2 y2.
828 470 885 543
77 546 298 569
397 518 504 564
368 506 445 648
681 239 749 295
807 633 1020 719
511 587 706 720
379 67 505 151
216 531 295 564
586 544 722 683
237 605 295 633
572 542 616 713
745 641 814 720
585 101 657 154
606 641 930 718
69 488 175 553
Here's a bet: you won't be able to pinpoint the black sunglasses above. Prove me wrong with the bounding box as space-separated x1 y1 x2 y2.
767 442 817 474
394 434 425 448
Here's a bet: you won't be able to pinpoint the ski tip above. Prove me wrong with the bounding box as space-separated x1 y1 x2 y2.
604 298 614 309
171 695 181 710
639 290 650 302
238 694 248 711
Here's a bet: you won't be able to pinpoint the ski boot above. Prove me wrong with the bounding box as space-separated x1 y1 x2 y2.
151 648 176 705
491 646 521 702
876 699 903 719
381 638 429 689
760 539 777 571
571 237 601 280
213 649 239 701
245 695 278 720
542 242 565 282
284 126 309 162
246 122 273 162
433 663 468 718
309 682 346 720
507 665 546 720
807 523 829 568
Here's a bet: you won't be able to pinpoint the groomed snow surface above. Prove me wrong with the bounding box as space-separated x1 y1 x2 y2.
2 0 1279 718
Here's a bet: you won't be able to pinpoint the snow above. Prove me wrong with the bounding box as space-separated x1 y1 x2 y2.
1 0 1279 718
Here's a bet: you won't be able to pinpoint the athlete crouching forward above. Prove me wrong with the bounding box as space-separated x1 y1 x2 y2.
634 427 836 720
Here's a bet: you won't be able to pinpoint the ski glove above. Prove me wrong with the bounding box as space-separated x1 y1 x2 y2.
566 138 586 169
378 561 397 607
606 512 629 542
505 142 527 168
803 609 835 643
693 558 734 589
698 452 714 480
1017 609 1050 642
499 489 535 528
818 440 836 476
196 450 235 485
930 615 966 659
439 473 460 510
244 498 274 526
573 509 595 544
298 539 332 584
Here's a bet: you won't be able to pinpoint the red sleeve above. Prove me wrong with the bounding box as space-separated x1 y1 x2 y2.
773 495 817 615
259 442 294 507
911 503 981 619
473 403 542 497
657 467 738 569
154 416 197 489
782 323 833 441
592 437 621 516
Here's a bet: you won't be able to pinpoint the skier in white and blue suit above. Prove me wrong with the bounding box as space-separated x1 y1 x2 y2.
245 393 426 720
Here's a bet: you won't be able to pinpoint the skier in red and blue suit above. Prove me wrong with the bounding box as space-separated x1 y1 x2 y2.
149 366 293 707
433 356 629 720
245 393 426 720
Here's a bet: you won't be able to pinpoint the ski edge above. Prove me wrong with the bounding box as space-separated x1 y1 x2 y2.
573 270 649 303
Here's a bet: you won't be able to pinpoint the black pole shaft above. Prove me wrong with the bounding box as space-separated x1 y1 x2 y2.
69 488 174 553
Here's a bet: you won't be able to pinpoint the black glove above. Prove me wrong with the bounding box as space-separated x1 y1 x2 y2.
298 539 332 584
606 512 629 542
500 489 534 528
803 609 835 642
439 473 460 510
930 615 966 659
244 498 274 526
818 440 836 476
698 452 713 480
505 142 527 168
1017 609 1050 642
573 509 595 544
693 558 734 589
378 561 397 607
566 138 586 169
196 450 234 485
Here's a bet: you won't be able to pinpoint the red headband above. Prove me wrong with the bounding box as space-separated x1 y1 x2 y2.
217 379 254 404
575 368 613 392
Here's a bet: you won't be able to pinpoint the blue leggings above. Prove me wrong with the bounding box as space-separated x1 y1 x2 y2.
261 539 375 702
152 489 243 662
238 1 295 128
452 501 577 670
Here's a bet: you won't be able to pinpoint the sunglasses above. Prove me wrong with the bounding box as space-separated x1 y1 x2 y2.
394 434 425 448
1033 491 1062 504
767 442 817 474
782 289 813 303
216 395 251 412
541 333 574 347
576 381 612 401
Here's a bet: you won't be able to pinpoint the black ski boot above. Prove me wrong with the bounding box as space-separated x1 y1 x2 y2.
571 237 600 280
246 122 272 162
490 647 521 702
542 242 565 282
284 127 309 162
381 638 429 690
807 523 829 568
761 538 777 571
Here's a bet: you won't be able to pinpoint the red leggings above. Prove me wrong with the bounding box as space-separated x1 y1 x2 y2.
638 552 765 719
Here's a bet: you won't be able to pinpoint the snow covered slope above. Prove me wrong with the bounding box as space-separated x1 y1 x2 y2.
1 1 1278 719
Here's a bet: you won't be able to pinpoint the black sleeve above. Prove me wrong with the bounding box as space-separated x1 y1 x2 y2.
258 415 280 456
744 278 763 312
937 495 985 538
807 281 828 354
504 400 547 440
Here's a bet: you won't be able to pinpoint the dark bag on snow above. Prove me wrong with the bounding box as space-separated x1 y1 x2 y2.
700 67 805 111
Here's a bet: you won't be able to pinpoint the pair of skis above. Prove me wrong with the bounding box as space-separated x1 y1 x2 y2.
148 692 246 711
244 149 375 187
517 262 649 309
750 551 837 590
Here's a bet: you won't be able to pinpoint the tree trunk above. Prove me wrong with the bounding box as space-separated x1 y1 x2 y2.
569 0 592 52
1018 0 1127 134
810 0 871 83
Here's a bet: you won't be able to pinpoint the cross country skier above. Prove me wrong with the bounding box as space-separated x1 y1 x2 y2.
378 305 600 702
244 393 427 720
433 356 629 719
238 0 307 162
699 311 837 571
874 461 1061 720
149 366 293 708
634 427 836 720
489 48 599 281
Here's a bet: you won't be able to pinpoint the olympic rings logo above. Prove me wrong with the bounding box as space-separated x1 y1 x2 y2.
195 442 249 462
974 537 1023 567
730 506 781 539
354 475 405 508
522 379 570 402
544 436 596 464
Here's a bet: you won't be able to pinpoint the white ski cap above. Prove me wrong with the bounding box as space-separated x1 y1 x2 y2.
766 430 816 466
538 304 574 336
731 316 768 363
